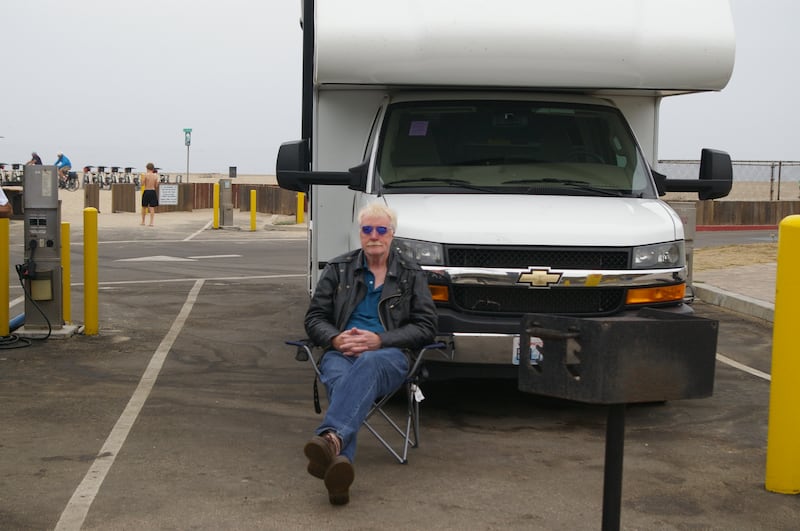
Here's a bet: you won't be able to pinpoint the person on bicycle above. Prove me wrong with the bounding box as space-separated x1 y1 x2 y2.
27 152 42 165
55 152 72 184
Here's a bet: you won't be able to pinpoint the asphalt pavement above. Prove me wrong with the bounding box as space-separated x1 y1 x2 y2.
1 196 796 530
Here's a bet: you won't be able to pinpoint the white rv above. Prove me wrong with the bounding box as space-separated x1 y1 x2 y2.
277 0 735 378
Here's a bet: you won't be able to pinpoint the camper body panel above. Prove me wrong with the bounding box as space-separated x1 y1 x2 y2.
314 0 735 92
312 89 383 276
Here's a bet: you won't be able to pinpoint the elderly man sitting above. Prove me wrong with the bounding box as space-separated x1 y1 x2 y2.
302 202 437 505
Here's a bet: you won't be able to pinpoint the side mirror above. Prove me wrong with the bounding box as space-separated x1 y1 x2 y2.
275 139 369 193
697 148 733 200
661 148 732 200
276 140 310 192
347 160 369 192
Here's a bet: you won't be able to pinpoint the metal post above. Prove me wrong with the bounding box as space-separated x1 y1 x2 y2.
297 192 305 224
602 404 626 531
1 218 8 336
766 215 800 494
769 163 775 201
213 182 220 229
83 208 98 335
183 128 192 184
777 161 783 201
61 222 71 324
250 189 256 232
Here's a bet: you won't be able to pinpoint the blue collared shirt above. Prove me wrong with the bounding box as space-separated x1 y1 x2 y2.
345 267 384 333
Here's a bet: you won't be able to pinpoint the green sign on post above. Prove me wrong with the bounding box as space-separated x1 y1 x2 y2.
183 128 192 183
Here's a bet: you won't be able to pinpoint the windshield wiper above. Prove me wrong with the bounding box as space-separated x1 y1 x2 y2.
501 178 629 197
382 177 494 192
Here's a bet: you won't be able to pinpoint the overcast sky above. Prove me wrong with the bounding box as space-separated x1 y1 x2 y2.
1 0 796 174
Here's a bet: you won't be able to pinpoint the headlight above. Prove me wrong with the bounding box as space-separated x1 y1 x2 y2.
632 241 685 269
393 237 444 265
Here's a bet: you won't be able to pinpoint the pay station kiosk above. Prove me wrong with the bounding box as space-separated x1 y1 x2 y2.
19 166 65 332
219 178 233 227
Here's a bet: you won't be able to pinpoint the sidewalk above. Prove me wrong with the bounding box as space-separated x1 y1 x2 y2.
55 186 304 232
693 263 776 323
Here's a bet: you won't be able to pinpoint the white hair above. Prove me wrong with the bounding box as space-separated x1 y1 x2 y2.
357 203 397 230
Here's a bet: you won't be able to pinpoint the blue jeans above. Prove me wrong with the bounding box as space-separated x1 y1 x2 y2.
316 348 408 462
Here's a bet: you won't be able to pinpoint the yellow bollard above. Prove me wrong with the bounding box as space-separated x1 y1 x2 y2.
1 218 9 336
296 192 305 224
250 189 256 232
83 208 99 336
213 182 220 229
766 214 800 494
61 222 71 324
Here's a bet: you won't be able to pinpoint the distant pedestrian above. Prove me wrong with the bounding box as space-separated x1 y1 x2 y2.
26 152 42 165
141 162 159 226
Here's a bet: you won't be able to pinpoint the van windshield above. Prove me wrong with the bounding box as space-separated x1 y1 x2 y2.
376 100 655 198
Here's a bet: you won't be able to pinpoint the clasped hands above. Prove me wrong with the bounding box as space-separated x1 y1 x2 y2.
332 327 382 357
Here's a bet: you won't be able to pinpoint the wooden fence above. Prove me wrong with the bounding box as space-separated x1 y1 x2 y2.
55 184 800 226
154 183 298 215
681 201 800 226
160 190 798 225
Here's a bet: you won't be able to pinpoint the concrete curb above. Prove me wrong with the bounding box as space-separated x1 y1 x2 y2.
692 282 775 323
697 225 777 231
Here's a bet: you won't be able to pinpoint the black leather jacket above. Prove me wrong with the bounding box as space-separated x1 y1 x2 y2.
304 248 438 351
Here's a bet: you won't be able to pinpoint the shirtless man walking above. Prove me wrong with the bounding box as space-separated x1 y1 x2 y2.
141 162 159 226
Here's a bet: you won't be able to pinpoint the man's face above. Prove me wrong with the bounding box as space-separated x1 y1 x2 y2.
359 214 394 262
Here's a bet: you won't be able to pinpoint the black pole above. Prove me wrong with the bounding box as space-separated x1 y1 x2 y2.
301 0 315 169
602 403 626 531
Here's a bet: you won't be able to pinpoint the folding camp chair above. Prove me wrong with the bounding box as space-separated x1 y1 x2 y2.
288 340 445 464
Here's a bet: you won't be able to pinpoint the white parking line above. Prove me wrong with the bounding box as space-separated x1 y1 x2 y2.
54 279 205 531
185 220 213 241
717 353 771 381
6 275 302 307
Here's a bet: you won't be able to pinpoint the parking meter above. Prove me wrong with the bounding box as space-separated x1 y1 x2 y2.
21 165 64 329
219 178 233 227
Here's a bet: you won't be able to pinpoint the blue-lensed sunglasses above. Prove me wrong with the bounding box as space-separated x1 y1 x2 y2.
361 225 391 236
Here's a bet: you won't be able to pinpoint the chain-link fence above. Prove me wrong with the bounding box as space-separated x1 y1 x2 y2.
658 160 800 201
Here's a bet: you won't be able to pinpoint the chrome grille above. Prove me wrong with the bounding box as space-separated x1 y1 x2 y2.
447 246 629 269
452 286 625 316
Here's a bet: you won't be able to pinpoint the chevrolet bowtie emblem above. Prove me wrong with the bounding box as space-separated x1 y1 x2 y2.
518 268 562 288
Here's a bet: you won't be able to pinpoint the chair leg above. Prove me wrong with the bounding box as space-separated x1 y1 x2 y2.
363 418 408 464
410 383 421 448
363 384 419 464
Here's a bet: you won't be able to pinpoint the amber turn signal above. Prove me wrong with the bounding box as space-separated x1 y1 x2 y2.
626 284 686 305
429 285 449 302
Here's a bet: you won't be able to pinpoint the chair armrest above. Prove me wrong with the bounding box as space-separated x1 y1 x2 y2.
286 339 323 378
286 339 313 361
409 342 446 376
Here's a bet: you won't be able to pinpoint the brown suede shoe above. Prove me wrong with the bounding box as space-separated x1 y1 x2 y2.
324 455 355 505
304 434 338 479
